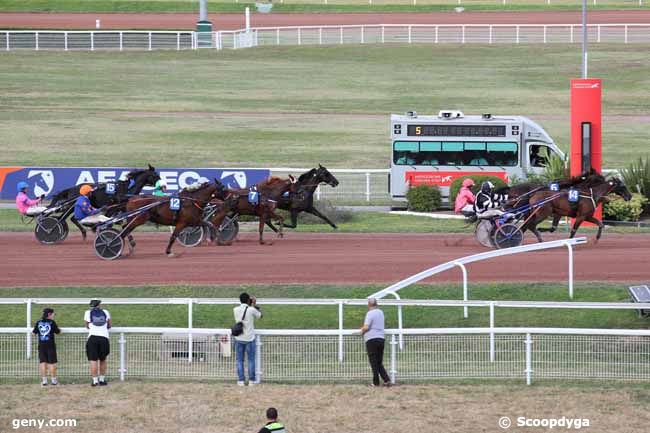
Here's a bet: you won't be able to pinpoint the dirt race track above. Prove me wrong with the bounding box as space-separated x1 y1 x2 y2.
1 231 648 288
1 11 650 30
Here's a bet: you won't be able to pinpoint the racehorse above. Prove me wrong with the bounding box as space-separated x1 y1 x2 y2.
219 177 294 245
47 165 159 240
123 181 224 256
275 164 340 230
522 176 632 242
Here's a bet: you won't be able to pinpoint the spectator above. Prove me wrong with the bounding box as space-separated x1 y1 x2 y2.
84 299 112 387
15 182 46 217
257 407 286 433
360 298 391 387
32 308 61 386
233 292 262 386
530 145 548 167
454 178 476 215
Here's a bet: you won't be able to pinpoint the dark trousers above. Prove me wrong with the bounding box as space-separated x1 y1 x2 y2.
365 338 390 386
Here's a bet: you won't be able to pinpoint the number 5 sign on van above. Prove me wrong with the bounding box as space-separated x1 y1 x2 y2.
405 171 508 187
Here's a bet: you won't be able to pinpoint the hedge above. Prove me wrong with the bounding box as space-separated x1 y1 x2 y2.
406 185 442 212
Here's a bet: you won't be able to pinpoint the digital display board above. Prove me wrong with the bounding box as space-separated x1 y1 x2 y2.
407 125 507 137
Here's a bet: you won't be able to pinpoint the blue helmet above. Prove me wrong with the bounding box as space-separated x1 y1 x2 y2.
16 181 29 193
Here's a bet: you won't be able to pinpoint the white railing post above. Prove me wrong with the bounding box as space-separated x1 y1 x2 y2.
543 25 547 44
148 32 152 51
255 335 263 383
624 25 628 44
361 26 364 44
119 32 123 51
365 172 371 202
516 25 520 44
316 185 321 201
381 25 385 44
338 302 344 362
298 28 302 46
435 26 438 44
389 292 404 350
389 333 397 384
597 25 601 43
340 26 343 45
26 299 32 359
5 31 9 51
187 299 193 363
567 242 574 299
570 25 574 44
408 25 412 44
525 333 533 385
489 302 495 362
319 27 322 45
35 31 39 51
177 32 180 50
462 25 465 44
489 25 492 44
91 31 94 51
455 262 469 318
276 28 280 46
119 333 126 381
64 31 68 51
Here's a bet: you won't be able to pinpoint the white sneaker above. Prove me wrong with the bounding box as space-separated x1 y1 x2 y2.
248 381 256 387
237 381 245 386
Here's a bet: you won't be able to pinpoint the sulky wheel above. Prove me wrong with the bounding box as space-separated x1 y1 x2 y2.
34 216 66 245
94 228 124 260
177 225 205 248
217 218 239 246
493 223 524 249
474 219 496 248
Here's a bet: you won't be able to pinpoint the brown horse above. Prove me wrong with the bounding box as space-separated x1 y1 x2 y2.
123 181 223 256
523 177 632 242
220 177 294 244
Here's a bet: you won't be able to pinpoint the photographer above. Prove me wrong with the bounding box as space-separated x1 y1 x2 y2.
233 292 262 386
84 299 112 387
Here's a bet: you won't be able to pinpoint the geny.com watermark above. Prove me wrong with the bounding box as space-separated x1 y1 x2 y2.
11 419 77 430
499 416 590 430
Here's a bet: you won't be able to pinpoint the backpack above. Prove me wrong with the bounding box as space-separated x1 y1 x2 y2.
231 306 248 337
90 307 107 326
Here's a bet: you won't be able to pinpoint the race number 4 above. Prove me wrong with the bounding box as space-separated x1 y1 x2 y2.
568 189 580 203
170 197 181 211
106 183 116 195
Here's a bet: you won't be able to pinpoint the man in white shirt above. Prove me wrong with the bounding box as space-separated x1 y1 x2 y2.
84 300 112 387
233 292 262 386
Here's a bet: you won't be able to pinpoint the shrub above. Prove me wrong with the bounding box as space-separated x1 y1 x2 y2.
620 156 650 214
449 175 508 204
542 154 569 182
406 185 442 212
603 193 648 222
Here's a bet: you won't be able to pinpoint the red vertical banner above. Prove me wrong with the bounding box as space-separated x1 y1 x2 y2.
570 78 602 219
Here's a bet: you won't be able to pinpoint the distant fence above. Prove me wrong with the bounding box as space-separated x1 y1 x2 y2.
3 24 650 51
2 327 650 384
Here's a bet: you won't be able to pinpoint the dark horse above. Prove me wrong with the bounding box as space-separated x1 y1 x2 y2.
47 165 159 240
123 181 226 256
219 177 295 245
522 176 632 242
276 164 340 229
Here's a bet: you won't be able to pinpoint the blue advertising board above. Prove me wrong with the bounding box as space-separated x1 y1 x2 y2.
0 167 270 200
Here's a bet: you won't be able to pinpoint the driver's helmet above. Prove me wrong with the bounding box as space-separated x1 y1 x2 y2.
79 185 93 196
16 181 29 193
461 178 475 188
480 181 494 194
155 180 167 190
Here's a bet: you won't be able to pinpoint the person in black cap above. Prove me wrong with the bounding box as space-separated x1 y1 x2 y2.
84 300 112 387
32 308 61 386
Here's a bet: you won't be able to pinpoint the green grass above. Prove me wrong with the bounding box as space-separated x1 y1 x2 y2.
0 0 648 13
1 45 650 169
0 283 647 330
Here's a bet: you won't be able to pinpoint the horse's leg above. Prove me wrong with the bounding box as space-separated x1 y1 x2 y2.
570 216 585 239
271 211 284 238
70 216 87 241
548 215 561 233
258 214 266 245
306 206 338 229
265 220 279 233
585 215 604 242
282 209 299 229
167 223 187 256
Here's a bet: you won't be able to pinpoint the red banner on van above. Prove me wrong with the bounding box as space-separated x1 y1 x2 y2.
405 171 508 187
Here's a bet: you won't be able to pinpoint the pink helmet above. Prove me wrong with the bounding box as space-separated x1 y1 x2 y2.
462 178 475 188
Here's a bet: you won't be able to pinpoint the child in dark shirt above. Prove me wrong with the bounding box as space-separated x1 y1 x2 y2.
32 308 61 386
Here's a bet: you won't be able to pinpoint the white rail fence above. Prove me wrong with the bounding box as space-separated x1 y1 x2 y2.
217 23 650 49
3 24 650 51
2 327 650 384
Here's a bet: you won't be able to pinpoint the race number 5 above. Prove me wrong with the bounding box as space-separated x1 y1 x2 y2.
170 197 181 211
415 126 422 135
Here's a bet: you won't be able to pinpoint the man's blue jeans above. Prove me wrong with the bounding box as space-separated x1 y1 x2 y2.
235 339 256 382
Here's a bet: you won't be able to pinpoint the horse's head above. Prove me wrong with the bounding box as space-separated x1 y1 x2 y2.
316 164 339 188
608 177 632 201
212 178 228 200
